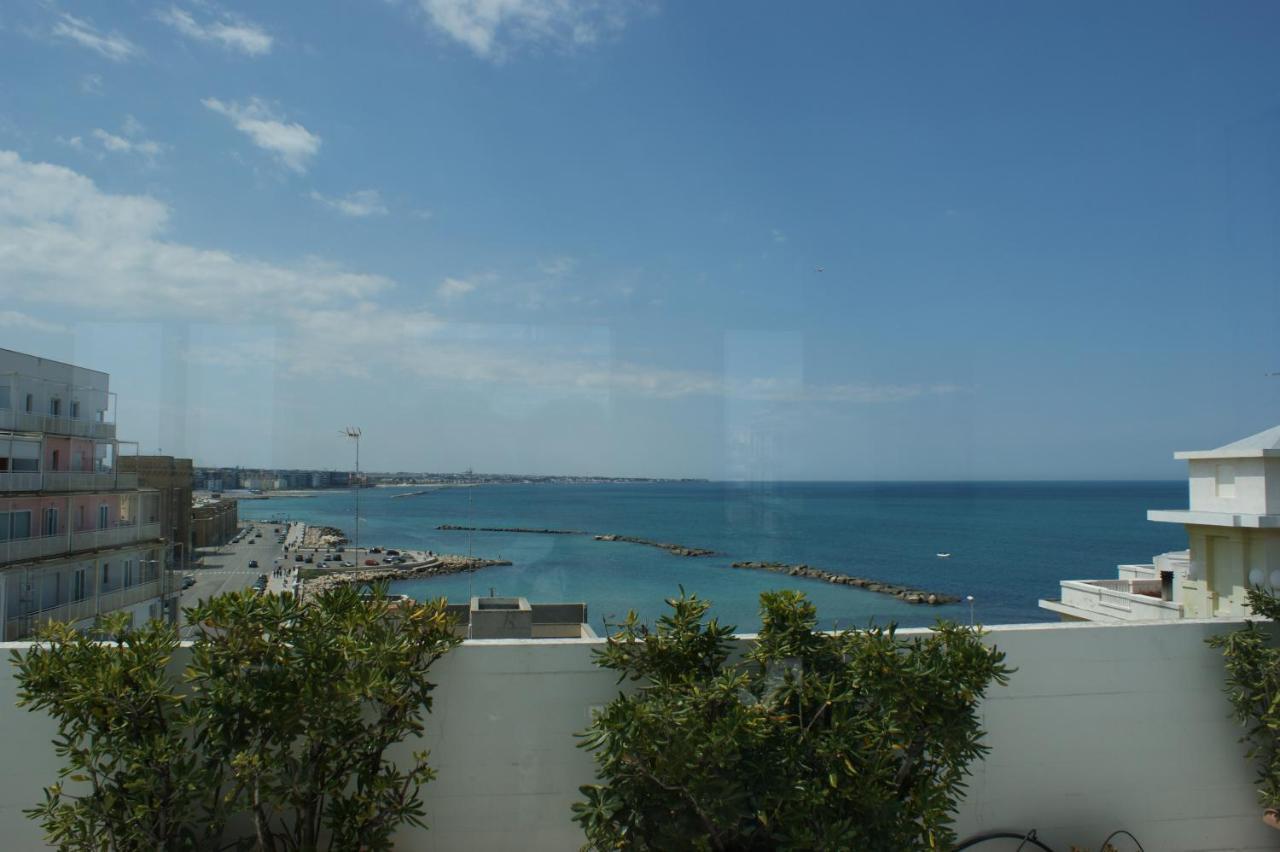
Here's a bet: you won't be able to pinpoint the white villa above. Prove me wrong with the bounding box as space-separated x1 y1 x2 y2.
1041 423 1280 622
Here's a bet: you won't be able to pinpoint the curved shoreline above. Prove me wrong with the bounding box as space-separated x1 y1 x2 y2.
729 561 959 606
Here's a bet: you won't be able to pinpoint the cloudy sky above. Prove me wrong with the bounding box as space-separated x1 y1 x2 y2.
0 1 1277 479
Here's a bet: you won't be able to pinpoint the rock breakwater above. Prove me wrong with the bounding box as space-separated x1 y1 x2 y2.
437 524 585 535
729 561 959 606
593 535 716 557
301 554 511 598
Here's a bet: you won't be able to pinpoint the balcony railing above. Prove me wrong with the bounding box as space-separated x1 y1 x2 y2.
4 577 163 640
40 472 138 492
1057 579 1182 621
0 522 162 565
0 409 115 440
0 472 42 492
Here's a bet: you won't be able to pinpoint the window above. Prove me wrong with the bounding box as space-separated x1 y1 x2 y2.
49 398 60 417
24 393 32 413
76 505 85 530
1216 464 1236 498
43 507 58 537
124 560 133 587
0 386 9 409
50 449 60 471
69 400 79 419
99 504 109 529
6 510 31 541
102 563 109 585
73 568 86 602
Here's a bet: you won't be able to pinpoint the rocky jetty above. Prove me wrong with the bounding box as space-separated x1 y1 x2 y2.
729 561 959 606
437 524 585 535
301 554 511 598
593 534 716 557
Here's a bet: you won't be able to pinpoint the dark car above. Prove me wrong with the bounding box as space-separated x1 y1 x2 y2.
294 554 303 562
248 559 259 568
386 549 400 556
370 547 382 554
305 555 314 564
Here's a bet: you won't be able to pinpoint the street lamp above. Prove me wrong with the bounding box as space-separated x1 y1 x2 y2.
342 427 362 558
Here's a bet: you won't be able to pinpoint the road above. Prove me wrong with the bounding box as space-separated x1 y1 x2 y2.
177 519 289 633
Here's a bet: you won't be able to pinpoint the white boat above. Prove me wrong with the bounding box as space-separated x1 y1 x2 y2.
936 552 952 558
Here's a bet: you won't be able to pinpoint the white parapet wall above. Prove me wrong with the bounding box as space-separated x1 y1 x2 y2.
1 618 1277 851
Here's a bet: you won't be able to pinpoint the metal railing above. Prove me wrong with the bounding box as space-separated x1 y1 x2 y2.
40 472 138 492
4 578 163 640
0 409 115 440
0 472 42 491
0 522 162 565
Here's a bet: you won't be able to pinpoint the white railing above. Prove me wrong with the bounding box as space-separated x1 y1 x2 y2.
0 472 42 491
41 472 138 492
1058 580 1182 621
0 522 162 565
0 409 115 440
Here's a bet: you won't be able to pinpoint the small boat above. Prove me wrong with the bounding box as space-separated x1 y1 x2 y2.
936 552 952 558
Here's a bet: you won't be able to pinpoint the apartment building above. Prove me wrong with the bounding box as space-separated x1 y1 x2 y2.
0 349 172 639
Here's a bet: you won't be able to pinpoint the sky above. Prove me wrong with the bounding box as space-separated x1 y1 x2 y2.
0 1 1278 480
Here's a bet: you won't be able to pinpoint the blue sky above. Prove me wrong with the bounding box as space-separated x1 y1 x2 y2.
0 1 1277 479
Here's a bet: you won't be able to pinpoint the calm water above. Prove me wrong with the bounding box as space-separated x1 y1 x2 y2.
241 481 1188 632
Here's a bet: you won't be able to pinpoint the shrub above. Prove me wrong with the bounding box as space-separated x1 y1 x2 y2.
573 589 1012 851
12 584 459 852
1208 586 1280 811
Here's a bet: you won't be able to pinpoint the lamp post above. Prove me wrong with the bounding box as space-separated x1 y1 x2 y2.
343 427 362 560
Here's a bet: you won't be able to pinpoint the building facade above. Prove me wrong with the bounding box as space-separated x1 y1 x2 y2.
1041 424 1280 622
192 497 238 548
118 455 194 574
0 349 172 639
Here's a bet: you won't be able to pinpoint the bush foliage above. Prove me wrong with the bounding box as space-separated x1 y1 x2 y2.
11 584 460 852
573 589 1012 851
1208 586 1280 810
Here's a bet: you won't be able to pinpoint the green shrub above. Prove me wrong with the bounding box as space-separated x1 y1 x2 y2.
12 584 460 851
573 589 1012 851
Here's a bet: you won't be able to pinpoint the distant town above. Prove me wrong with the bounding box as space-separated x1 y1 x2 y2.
195 467 706 493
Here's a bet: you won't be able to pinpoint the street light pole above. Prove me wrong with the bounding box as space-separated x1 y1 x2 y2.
343 427 362 558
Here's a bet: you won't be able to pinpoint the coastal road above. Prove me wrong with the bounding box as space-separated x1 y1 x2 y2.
177 519 288 634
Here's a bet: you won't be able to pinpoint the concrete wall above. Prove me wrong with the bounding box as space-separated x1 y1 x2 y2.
0 619 1276 851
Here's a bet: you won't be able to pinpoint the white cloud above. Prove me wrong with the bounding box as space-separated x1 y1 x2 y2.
538 255 576 276
309 189 388 218
0 310 67 334
158 5 273 56
90 117 164 160
0 150 388 320
52 13 140 62
0 150 955 407
415 0 644 60
771 228 786 244
80 74 104 95
437 277 477 300
203 97 320 173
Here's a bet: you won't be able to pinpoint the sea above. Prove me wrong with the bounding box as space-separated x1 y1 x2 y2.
239 481 1188 633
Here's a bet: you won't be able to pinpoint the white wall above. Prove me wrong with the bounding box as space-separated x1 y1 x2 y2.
1190 458 1269 515
1 619 1277 851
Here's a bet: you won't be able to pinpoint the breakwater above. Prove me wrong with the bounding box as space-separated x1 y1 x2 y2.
729 561 959 606
593 534 716 557
438 524 585 535
302 554 511 598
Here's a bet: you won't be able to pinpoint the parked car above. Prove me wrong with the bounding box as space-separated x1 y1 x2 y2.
364 559 378 566
294 554 303 562
305 556 314 564
386 549 400 556
248 560 259 568
182 575 196 590
341 561 354 568
370 547 382 554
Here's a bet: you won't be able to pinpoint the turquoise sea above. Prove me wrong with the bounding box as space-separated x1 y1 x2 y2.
240 481 1188 632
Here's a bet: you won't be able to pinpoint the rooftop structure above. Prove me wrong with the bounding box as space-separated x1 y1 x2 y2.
1042 424 1280 622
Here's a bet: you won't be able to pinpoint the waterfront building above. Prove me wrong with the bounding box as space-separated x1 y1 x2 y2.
1041 424 1280 622
0 348 171 639
118 455 194 574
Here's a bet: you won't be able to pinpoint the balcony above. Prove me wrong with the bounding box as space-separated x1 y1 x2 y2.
0 472 42 492
1040 577 1183 622
4 577 163 640
0 408 115 440
0 522 162 565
